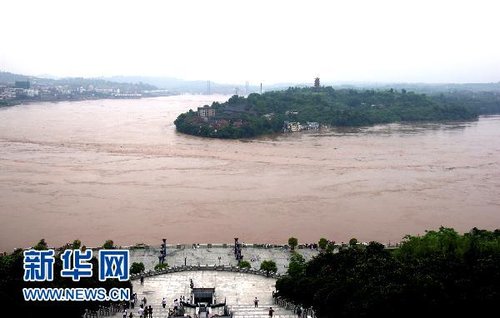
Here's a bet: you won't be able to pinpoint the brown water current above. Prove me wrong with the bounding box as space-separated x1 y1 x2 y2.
0 95 499 251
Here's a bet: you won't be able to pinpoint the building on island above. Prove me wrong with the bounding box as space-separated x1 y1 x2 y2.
283 121 302 132
283 121 320 132
198 105 216 119
305 121 319 130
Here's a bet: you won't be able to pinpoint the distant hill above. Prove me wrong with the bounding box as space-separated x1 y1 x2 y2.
0 71 39 84
0 71 157 91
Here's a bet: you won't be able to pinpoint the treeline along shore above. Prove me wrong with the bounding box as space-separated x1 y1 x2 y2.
276 227 500 317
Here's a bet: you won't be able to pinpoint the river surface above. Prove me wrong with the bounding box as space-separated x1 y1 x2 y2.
1 95 499 251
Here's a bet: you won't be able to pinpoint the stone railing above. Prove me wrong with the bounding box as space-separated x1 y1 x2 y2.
130 264 281 280
274 297 316 318
124 243 296 250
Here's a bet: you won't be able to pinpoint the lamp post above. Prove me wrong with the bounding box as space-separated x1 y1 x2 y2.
234 238 238 256
159 238 167 265
234 237 243 264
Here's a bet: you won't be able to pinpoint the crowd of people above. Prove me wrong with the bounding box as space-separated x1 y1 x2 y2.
298 243 318 249
119 294 189 318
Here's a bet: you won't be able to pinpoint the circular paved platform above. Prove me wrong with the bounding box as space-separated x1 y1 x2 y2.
134 271 276 308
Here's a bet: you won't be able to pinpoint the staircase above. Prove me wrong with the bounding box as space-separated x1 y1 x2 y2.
229 304 296 318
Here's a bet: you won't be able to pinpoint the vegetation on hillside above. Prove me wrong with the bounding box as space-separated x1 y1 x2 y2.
174 87 485 138
276 227 500 317
0 71 157 92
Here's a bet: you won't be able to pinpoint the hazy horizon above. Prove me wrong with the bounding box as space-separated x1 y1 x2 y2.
2 71 500 87
1 0 499 84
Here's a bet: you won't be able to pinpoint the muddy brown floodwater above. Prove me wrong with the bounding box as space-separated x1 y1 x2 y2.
1 95 499 251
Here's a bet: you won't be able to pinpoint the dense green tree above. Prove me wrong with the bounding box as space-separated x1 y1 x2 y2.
288 237 298 251
33 239 48 250
325 241 336 254
102 240 115 249
318 238 328 251
260 260 278 277
287 252 306 277
348 238 358 247
130 262 145 274
71 239 81 250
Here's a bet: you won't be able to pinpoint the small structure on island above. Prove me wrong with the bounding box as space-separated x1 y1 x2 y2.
283 121 320 132
198 105 216 119
305 121 320 130
314 77 320 88
283 121 302 132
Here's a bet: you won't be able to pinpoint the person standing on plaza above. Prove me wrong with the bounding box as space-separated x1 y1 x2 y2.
162 297 167 309
269 307 275 318
138 305 144 318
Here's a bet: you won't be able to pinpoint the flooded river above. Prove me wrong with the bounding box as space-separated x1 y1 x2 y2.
1 95 499 251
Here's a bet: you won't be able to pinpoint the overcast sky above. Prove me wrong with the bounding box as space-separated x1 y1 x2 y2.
1 0 499 84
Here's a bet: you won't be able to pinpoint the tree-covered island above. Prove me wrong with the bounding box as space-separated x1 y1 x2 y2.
174 85 479 139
